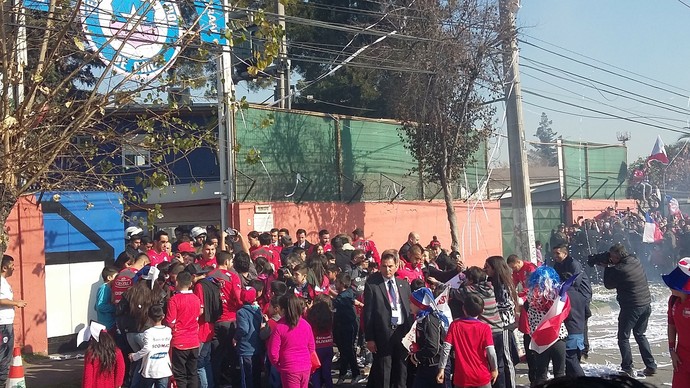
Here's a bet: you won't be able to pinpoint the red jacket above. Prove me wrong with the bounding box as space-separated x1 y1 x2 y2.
82 348 125 388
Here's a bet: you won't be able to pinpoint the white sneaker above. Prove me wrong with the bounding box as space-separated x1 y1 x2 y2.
355 375 368 384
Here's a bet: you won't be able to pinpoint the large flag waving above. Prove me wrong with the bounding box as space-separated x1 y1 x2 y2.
529 274 577 354
647 135 669 166
643 212 664 243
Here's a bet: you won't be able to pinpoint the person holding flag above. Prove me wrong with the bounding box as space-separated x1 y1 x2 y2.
525 266 569 385
408 287 449 388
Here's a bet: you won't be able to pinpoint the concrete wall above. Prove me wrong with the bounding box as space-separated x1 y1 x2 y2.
231 200 503 269
3 196 48 355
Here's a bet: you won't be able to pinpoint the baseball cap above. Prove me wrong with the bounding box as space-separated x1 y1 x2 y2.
177 242 195 254
185 263 211 276
240 286 257 304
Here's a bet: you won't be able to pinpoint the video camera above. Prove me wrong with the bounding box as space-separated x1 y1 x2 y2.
587 251 611 267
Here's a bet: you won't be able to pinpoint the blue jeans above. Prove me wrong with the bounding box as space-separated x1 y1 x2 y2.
0 325 13 386
140 376 169 388
239 356 253 388
197 341 214 388
311 347 333 388
618 304 657 371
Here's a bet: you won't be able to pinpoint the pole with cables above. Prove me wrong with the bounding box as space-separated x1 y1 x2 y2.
500 0 537 262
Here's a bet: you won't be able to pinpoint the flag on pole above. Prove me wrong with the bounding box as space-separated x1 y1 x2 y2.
643 212 664 243
667 195 681 216
529 274 576 354
647 135 669 166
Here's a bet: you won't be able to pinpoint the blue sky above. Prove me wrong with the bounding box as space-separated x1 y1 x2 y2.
516 0 690 162
240 1 690 163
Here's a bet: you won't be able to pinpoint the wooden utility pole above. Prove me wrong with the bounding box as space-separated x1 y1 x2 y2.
499 0 537 262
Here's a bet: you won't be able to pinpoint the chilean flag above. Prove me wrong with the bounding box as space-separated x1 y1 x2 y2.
642 212 664 243
647 135 669 166
529 274 577 354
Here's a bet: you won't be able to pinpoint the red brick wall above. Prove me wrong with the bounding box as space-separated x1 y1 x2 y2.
3 196 48 355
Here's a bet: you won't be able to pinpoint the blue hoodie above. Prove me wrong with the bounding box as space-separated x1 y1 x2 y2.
235 304 262 357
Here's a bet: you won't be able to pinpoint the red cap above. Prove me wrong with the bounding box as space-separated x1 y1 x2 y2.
241 287 257 304
177 242 195 254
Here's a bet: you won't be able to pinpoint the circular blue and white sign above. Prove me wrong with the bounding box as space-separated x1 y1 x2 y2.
81 0 182 79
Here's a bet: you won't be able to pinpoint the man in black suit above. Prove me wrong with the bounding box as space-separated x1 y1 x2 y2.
363 249 412 388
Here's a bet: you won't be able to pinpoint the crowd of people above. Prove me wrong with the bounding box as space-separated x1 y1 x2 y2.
79 224 671 388
548 206 690 278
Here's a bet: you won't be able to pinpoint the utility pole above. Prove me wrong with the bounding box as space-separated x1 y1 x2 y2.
275 0 289 109
499 0 537 263
217 0 236 233
13 0 27 105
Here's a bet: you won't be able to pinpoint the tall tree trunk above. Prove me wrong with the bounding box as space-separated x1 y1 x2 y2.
440 169 459 253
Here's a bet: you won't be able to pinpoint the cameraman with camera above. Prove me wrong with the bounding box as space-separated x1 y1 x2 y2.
598 243 657 377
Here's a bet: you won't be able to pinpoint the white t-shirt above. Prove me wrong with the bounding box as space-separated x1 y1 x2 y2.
130 325 173 379
0 277 14 325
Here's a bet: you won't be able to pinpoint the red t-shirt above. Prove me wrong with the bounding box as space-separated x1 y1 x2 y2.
112 267 137 304
147 249 171 266
196 256 217 270
166 291 201 350
208 268 242 322
445 318 494 387
193 283 214 343
314 329 334 349
669 295 690 374
251 246 280 271
513 261 537 300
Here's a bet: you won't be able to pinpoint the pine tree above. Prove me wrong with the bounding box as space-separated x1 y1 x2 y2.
530 113 559 166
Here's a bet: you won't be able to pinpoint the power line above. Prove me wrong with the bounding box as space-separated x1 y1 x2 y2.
521 57 690 116
522 89 690 136
520 33 690 95
519 39 690 100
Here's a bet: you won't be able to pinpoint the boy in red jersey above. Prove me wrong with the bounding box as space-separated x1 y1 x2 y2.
166 271 202 388
437 294 497 388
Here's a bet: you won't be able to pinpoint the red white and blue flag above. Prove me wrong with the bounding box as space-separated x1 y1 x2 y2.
643 212 664 243
529 274 576 354
647 135 669 166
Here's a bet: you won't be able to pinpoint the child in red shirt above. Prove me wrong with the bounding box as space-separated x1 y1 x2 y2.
437 293 497 388
306 294 334 388
166 271 202 388
82 329 125 388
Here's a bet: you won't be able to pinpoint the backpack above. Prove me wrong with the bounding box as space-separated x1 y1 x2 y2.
199 277 223 323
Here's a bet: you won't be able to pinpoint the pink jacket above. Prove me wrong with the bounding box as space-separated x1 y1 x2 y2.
267 317 315 373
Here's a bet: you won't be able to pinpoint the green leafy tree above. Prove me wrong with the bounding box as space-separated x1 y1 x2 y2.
0 1 281 253
286 0 396 118
393 0 508 251
529 112 559 166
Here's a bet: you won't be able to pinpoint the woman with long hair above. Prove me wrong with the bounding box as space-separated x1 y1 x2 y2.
306 255 330 294
116 266 166 387
484 256 519 388
306 294 334 388
82 330 125 388
267 294 316 388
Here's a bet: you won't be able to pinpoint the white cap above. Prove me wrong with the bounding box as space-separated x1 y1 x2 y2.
125 226 144 240
191 226 207 239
